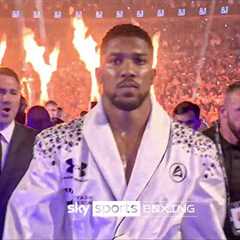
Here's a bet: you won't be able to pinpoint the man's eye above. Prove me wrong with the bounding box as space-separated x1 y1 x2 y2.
134 57 147 65
10 90 18 95
111 57 123 65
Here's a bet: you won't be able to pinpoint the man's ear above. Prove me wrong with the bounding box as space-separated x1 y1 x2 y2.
219 105 226 118
95 67 103 95
152 68 156 78
151 68 157 85
95 67 102 85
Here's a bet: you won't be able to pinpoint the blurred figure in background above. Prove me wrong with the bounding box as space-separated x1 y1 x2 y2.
45 100 64 125
0 67 37 239
44 100 58 121
57 107 65 122
15 95 27 124
26 106 52 133
199 116 209 132
173 101 201 131
203 81 240 240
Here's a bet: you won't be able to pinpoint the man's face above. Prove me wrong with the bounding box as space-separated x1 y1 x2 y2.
223 90 240 142
174 111 200 130
45 103 58 119
0 74 21 129
96 36 155 111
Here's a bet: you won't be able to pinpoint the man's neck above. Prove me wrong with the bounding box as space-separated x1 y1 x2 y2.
103 96 152 135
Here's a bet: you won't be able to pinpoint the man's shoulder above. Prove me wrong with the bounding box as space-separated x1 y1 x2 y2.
38 117 84 139
15 122 38 138
202 125 216 143
171 121 217 157
35 118 84 156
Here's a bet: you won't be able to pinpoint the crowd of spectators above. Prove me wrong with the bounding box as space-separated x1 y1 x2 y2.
153 16 240 123
1 15 240 123
15 97 64 133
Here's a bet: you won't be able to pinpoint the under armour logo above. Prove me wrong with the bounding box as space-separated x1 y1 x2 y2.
169 163 187 182
65 158 88 179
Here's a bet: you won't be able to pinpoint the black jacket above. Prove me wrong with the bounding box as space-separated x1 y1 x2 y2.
0 123 37 239
203 125 240 240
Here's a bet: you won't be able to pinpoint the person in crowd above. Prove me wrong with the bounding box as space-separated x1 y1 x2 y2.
203 81 240 240
4 24 226 240
173 101 201 131
0 67 37 239
26 105 53 133
198 116 209 132
15 95 27 124
45 100 64 125
57 107 65 122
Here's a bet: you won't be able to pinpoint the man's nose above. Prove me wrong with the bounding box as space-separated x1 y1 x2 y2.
120 60 137 78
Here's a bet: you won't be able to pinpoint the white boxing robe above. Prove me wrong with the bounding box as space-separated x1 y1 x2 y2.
3 98 226 240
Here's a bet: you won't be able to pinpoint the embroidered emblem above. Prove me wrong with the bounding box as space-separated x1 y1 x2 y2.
64 158 88 182
169 163 187 182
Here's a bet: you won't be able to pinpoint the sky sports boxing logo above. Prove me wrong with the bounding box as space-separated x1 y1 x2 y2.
67 201 196 217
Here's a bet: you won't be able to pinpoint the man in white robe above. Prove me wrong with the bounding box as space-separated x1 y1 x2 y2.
3 24 226 240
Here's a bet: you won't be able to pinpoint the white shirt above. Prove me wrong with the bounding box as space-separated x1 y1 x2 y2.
0 121 15 171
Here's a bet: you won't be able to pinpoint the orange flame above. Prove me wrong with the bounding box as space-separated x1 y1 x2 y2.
0 34 7 65
151 31 160 97
23 28 60 104
72 18 100 102
21 76 34 106
152 31 160 68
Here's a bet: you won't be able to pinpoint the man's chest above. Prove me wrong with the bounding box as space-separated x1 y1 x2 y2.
114 133 142 182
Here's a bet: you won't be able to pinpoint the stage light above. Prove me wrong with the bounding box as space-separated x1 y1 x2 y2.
116 10 124 18
95 10 103 19
0 1 237 19
177 8 186 17
220 6 229 14
157 9 165 17
136 10 144 18
11 9 21 18
53 10 63 19
75 10 82 18
33 10 41 19
199 7 207 16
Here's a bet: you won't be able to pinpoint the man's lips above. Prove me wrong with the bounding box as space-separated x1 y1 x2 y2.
1 107 11 113
118 80 139 89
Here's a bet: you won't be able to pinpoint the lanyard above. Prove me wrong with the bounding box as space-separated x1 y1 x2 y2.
213 121 231 206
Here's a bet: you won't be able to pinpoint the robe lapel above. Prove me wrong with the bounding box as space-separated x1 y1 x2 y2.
83 101 126 201
123 100 171 201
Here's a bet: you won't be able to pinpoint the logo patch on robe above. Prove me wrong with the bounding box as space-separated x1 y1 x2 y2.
64 158 88 182
169 163 187 182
